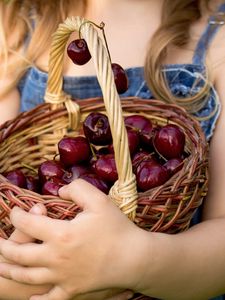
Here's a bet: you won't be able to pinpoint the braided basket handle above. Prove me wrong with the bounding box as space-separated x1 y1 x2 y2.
44 16 138 220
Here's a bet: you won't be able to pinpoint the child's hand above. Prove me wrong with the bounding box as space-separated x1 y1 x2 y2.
0 179 146 300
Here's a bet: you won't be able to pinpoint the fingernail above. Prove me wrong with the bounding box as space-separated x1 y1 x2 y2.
11 206 21 213
126 292 134 299
29 203 46 215
58 185 67 194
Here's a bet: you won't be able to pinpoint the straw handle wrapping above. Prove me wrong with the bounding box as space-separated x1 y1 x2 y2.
44 16 138 220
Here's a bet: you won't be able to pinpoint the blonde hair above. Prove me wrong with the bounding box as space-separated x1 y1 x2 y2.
0 0 85 97
0 0 221 119
145 0 221 118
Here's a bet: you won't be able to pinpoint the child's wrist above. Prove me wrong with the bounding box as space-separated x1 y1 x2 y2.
111 224 156 292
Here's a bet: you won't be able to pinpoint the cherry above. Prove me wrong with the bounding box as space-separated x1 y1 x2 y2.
42 177 66 196
83 112 112 146
107 143 114 154
58 136 91 167
136 161 169 191
67 39 91 65
132 151 158 174
38 160 64 184
125 115 152 132
126 128 140 154
79 173 110 194
132 151 151 167
62 164 90 184
4 169 27 188
94 154 118 183
26 175 41 193
96 146 110 155
111 63 129 94
141 125 160 150
124 115 153 148
163 158 184 176
153 124 185 159
108 127 139 155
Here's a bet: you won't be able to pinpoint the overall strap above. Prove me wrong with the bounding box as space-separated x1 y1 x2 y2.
192 2 225 65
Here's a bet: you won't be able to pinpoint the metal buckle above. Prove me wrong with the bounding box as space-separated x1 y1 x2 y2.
209 12 225 25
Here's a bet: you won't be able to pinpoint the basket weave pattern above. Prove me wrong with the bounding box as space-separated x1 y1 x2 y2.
0 96 208 237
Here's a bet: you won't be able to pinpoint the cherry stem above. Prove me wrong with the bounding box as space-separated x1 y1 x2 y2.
78 20 112 63
53 153 60 161
21 163 38 174
89 143 97 160
100 24 112 63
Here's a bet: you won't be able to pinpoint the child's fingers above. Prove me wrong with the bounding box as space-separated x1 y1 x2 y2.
9 203 47 243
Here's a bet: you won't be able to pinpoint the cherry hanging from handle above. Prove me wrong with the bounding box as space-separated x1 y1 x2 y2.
67 20 129 94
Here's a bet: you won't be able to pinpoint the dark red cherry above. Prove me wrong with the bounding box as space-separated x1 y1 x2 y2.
83 112 112 146
62 164 90 184
58 136 91 167
94 154 118 183
38 160 64 184
67 39 91 65
124 115 153 146
163 158 184 176
126 128 140 155
79 173 110 194
108 128 139 155
135 158 159 176
107 143 114 154
141 125 160 149
96 146 110 155
125 115 155 153
136 161 169 191
42 178 66 196
26 175 41 193
153 124 185 159
125 115 152 132
5 169 27 188
132 151 157 174
111 63 129 94
132 151 151 166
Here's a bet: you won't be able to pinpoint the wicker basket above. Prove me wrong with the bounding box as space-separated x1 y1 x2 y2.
0 16 208 300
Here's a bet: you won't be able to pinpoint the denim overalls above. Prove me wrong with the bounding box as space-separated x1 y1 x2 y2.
17 3 225 300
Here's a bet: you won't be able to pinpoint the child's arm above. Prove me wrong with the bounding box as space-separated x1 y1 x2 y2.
0 2 24 125
0 47 21 125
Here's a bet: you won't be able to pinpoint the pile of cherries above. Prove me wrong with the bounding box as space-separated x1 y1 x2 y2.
3 112 186 196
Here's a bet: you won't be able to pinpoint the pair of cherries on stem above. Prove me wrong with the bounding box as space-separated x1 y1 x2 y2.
67 21 128 94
